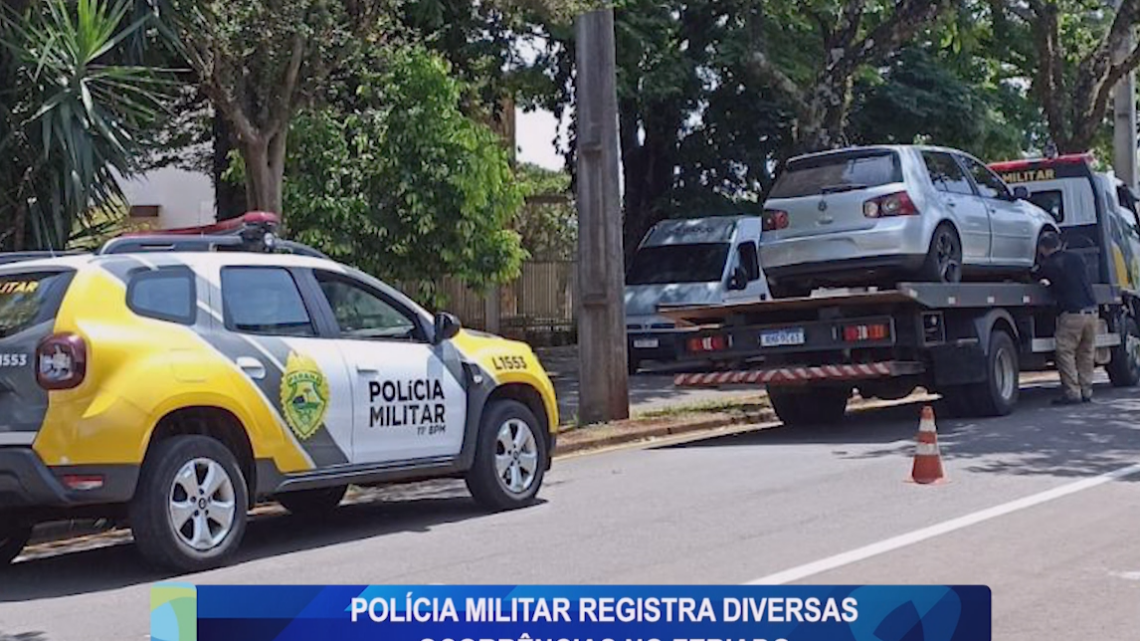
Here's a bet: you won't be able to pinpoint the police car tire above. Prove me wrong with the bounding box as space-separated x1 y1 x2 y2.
0 522 32 567
129 436 249 572
466 400 547 511
278 486 348 517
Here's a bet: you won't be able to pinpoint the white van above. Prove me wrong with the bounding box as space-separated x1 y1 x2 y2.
624 215 769 373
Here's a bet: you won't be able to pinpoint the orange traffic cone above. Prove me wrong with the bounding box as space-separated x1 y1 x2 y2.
910 405 946 484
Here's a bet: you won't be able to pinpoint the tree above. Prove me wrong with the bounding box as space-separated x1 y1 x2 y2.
746 0 954 152
990 0 1140 153
515 164 576 260
0 0 168 250
253 48 526 305
162 0 395 220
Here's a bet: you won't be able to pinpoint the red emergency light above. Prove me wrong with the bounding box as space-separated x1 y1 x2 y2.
121 211 280 237
988 153 1094 173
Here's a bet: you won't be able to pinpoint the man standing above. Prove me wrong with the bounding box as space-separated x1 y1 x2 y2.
1036 231 1099 405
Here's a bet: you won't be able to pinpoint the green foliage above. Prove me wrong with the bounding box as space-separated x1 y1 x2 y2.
263 48 527 305
515 163 576 260
0 0 168 250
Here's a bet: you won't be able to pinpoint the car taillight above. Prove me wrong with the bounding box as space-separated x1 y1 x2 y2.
688 335 731 353
762 209 789 231
36 333 87 390
863 191 918 218
841 323 891 342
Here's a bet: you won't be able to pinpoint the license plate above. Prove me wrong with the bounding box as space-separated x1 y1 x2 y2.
633 338 659 349
761 328 805 347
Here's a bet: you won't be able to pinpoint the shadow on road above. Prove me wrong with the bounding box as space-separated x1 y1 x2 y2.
660 382 1140 483
0 480 522 603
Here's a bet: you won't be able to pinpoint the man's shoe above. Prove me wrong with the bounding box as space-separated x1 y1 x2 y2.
1052 396 1082 406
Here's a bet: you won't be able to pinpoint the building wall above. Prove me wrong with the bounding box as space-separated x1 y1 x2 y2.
117 164 216 230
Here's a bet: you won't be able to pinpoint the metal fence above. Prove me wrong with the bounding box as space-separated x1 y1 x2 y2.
406 261 578 344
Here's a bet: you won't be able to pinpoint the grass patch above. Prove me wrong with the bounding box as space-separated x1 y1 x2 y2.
634 395 770 419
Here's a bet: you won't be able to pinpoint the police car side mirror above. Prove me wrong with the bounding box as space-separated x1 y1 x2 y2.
433 312 462 344
1012 186 1030 200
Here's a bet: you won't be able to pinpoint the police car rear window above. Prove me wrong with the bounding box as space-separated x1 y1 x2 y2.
0 271 71 338
770 151 902 199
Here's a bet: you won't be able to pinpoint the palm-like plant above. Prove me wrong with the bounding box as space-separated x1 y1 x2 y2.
0 0 169 251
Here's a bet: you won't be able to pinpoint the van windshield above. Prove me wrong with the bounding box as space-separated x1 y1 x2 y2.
626 243 730 285
770 151 902 199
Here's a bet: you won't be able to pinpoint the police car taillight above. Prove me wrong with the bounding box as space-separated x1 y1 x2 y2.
36 333 87 390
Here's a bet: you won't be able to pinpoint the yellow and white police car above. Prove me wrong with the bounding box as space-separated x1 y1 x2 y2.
0 214 558 571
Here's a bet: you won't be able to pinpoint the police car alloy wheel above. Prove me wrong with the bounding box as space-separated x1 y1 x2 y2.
0 522 32 567
129 436 249 572
168 458 238 551
466 400 548 511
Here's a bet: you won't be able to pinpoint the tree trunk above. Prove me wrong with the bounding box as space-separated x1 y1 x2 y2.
239 132 285 218
795 74 852 153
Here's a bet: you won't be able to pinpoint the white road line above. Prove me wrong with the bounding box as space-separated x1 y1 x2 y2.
748 462 1140 585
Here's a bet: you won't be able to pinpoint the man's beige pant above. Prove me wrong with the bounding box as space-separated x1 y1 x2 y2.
1055 312 1099 400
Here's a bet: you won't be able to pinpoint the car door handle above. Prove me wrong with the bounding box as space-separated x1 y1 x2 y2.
236 356 266 380
355 364 379 374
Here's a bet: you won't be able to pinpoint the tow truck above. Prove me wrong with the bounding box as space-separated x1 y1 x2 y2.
662 155 1140 426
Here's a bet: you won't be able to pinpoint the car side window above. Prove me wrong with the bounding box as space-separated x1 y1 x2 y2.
962 157 1010 200
127 267 196 325
315 271 422 342
737 241 760 281
922 152 973 196
222 267 317 337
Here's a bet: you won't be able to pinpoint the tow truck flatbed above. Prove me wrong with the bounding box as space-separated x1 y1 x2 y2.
660 281 1134 424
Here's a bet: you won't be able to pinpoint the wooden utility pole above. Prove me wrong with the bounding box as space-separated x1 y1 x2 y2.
1113 0 1138 191
575 8 629 424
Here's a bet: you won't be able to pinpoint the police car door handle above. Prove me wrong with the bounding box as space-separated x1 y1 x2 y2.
236 356 266 380
355 364 379 374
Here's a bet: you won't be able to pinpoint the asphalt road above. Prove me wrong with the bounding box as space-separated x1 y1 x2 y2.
2 379 1139 640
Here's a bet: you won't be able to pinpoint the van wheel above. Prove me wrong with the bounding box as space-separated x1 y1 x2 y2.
277 486 347 517
919 224 963 283
0 522 32 567
768 386 850 427
968 329 1019 417
466 400 548 511
129 436 249 572
1107 315 1140 388
628 356 641 376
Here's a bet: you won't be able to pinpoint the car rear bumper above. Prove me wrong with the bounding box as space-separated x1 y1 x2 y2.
761 218 930 273
0 448 137 510
627 329 694 363
764 254 928 282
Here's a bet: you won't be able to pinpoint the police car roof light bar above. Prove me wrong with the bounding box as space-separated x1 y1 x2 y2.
97 211 330 259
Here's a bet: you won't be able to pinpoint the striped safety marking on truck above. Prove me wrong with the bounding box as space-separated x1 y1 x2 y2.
675 362 894 387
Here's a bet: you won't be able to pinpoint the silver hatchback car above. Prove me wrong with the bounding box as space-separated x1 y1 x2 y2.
760 145 1060 298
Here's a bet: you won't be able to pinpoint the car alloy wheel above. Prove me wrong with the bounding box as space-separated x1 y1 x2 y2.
934 230 962 283
495 418 539 495
168 458 238 552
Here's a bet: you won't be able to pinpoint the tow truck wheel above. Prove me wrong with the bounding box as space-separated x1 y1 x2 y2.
970 329 1019 417
466 400 548 511
0 521 32 567
277 485 348 517
129 435 249 572
768 386 850 427
1107 315 1140 388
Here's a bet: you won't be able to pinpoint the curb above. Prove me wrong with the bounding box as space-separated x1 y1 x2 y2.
553 410 774 457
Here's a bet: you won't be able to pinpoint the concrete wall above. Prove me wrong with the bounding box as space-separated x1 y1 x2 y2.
117 164 216 230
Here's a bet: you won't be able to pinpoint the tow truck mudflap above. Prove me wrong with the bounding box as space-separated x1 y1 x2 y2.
674 360 924 388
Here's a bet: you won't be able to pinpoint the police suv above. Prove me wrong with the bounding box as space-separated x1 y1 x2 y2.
0 214 559 571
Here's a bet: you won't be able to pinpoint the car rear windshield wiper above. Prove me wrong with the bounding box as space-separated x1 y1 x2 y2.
819 183 868 194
